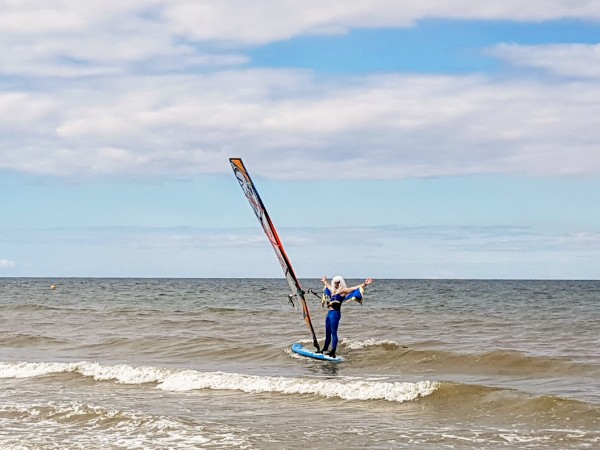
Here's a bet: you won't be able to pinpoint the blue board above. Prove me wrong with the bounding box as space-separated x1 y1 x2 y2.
291 343 345 363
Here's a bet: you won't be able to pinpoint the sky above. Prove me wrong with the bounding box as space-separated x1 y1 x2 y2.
1 1 600 279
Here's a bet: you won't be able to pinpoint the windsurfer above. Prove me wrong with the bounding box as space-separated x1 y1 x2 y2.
318 275 374 358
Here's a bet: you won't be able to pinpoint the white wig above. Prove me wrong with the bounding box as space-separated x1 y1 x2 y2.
331 275 346 293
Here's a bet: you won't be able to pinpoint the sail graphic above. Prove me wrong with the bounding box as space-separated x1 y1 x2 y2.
229 158 320 351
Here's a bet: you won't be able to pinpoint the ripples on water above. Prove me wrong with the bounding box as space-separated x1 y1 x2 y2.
0 278 599 449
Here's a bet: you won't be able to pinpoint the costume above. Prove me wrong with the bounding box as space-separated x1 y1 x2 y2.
321 277 364 355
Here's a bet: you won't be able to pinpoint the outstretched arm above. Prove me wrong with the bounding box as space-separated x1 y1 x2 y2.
341 278 373 295
321 275 332 291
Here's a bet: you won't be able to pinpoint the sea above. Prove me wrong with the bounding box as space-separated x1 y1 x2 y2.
0 278 598 449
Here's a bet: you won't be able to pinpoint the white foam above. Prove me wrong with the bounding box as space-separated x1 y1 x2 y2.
158 369 438 402
341 338 401 350
78 362 171 384
0 361 168 385
0 401 232 449
297 337 401 350
0 361 438 403
0 361 78 379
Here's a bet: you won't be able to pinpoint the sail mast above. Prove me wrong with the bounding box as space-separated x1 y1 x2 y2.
229 158 320 351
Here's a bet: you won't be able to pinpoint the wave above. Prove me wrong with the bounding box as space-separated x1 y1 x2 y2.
8 304 80 312
69 336 275 362
0 361 438 404
0 334 67 347
339 341 600 378
341 338 404 350
2 360 598 431
430 381 600 425
0 401 241 449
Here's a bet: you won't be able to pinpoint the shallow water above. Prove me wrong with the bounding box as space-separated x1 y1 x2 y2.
1 278 599 449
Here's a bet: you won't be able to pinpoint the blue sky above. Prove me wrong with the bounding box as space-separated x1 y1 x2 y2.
1 1 600 279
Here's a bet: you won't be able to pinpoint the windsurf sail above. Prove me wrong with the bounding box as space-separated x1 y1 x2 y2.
229 158 320 351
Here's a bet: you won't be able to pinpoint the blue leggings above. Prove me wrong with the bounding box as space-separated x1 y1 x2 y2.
323 310 341 351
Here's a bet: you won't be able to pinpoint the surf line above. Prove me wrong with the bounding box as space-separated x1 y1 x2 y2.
230 158 321 352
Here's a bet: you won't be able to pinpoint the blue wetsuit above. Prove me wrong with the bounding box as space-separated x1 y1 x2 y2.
323 293 344 353
322 288 363 354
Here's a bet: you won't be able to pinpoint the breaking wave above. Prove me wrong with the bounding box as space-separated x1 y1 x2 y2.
341 338 402 350
0 361 438 404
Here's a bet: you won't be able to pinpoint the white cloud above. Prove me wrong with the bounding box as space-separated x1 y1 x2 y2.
2 1 600 76
0 1 245 77
489 43 600 79
1 2 600 179
163 1 600 44
1 70 600 179
0 93 58 130
0 259 16 270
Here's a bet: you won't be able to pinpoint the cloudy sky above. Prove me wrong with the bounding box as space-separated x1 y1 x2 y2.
1 1 599 279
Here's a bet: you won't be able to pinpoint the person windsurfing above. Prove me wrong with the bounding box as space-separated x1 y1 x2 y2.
318 275 374 358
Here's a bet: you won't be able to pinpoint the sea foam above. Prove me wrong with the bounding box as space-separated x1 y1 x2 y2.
341 338 401 350
0 361 438 403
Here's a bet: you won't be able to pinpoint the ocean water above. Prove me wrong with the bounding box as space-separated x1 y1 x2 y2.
0 278 598 449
